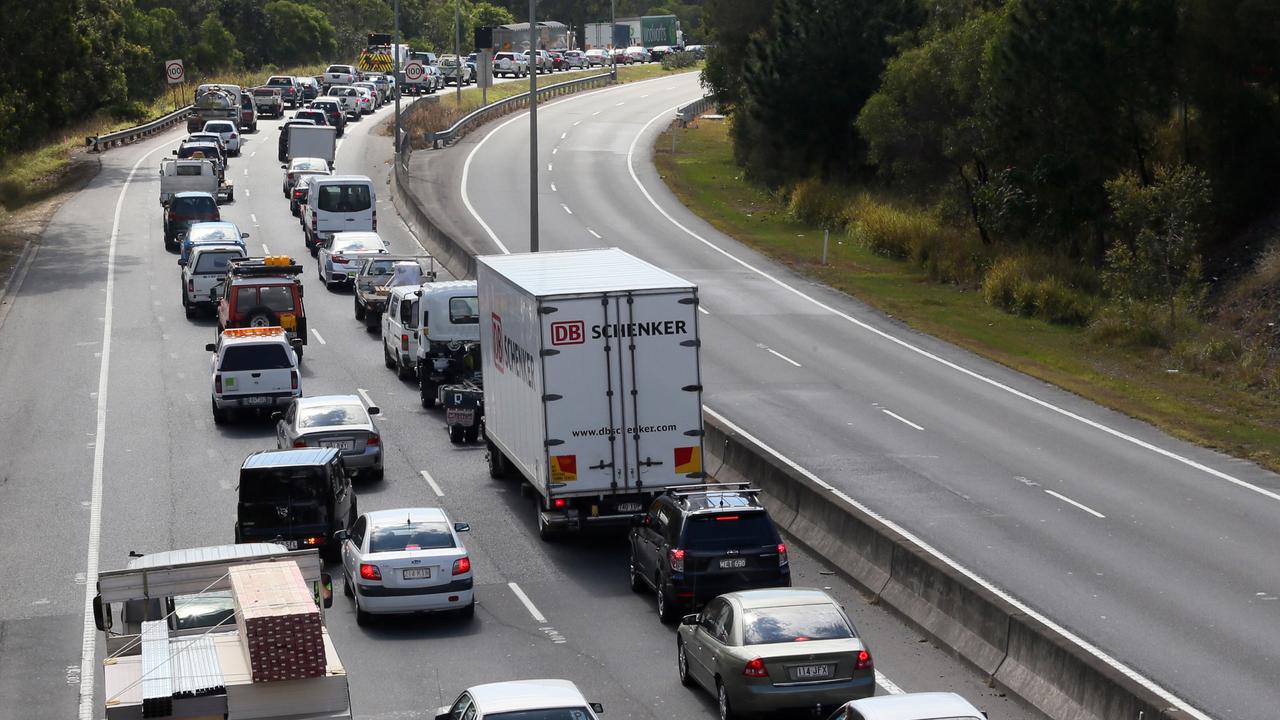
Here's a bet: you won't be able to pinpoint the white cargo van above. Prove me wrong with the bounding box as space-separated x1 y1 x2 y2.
478 248 706 539
304 175 376 255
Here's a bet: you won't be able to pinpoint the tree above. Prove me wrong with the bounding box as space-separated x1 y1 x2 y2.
701 0 773 108
191 14 243 72
473 2 515 28
1103 164 1211 333
305 0 393 56
264 1 337 66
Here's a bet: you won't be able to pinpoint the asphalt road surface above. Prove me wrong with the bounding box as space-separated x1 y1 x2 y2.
425 70 1280 720
0 78 1042 720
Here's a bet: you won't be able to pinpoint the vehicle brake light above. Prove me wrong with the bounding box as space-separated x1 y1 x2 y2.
400 334 408 351
214 374 222 394
854 650 873 671
778 542 789 566
714 515 739 521
553 497 567 509
359 563 381 580
293 439 307 448
293 189 304 198
311 214 317 231
372 208 377 231
187 278 194 293
303 536 320 546
742 657 769 677
290 370 299 390
332 255 349 264
366 434 379 446
669 548 685 573
452 556 471 575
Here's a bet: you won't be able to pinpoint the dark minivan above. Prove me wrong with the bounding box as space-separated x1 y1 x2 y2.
629 483 790 622
235 448 355 561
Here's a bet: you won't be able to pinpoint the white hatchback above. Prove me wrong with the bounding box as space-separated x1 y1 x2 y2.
202 120 242 155
338 507 475 624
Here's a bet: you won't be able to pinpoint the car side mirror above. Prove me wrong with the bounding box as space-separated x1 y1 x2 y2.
590 703 604 714
271 411 283 421
681 613 699 626
453 522 471 533
177 258 185 266
290 338 304 351
240 232 249 239
333 529 349 542
92 595 109 632
205 343 216 352
171 150 177 155
366 406 380 416
280 164 288 170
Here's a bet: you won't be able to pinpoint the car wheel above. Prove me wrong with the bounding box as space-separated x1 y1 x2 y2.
354 297 365 321
396 354 413 381
459 600 476 620
420 378 437 408
628 552 645 593
677 638 694 687
245 309 277 328
384 343 395 369
364 311 379 331
355 597 372 626
657 581 676 623
184 301 195 319
367 466 384 482
717 680 736 720
343 575 354 598
212 398 228 425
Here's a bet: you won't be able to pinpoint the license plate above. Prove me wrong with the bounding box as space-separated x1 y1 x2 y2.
446 408 475 426
320 440 354 451
280 539 299 550
402 567 431 580
616 502 643 513
719 558 747 569
790 664 833 680
243 396 270 406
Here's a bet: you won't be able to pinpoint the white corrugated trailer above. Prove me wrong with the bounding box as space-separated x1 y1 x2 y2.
478 248 706 539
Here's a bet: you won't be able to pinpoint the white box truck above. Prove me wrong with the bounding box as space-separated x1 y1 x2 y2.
478 248 706 539
287 124 337 167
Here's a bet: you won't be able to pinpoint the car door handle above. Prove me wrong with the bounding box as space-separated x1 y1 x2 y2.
250 372 261 378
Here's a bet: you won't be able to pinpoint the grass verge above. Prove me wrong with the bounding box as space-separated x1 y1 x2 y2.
654 118 1280 472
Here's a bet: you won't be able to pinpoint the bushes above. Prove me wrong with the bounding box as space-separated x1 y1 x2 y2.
982 255 1099 325
661 52 698 70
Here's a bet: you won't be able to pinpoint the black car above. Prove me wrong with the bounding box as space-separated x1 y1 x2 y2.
308 99 347 137
629 483 790 622
295 76 321 102
163 191 220 251
234 448 356 562
278 118 317 161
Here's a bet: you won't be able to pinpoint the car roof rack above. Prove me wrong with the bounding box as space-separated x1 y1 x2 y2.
228 256 304 277
666 482 758 497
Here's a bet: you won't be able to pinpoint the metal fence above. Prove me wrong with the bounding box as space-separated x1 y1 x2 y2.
676 95 717 126
426 72 615 149
86 105 193 153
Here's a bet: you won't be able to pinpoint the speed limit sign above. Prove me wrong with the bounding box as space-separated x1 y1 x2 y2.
403 62 425 82
165 59 185 85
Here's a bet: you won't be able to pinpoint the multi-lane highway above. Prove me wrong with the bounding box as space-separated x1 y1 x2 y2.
0 82 1041 720
419 71 1280 720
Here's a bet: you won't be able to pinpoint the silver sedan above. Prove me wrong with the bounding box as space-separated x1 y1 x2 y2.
675 588 875 720
318 231 388 288
275 395 383 480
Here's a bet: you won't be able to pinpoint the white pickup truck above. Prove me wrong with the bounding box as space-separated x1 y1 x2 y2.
206 326 302 424
323 64 360 89
182 244 246 318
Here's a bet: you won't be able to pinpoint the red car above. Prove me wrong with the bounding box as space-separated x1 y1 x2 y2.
549 51 569 71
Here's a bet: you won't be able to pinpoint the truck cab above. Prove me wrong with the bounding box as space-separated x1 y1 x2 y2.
216 256 308 357
234 448 355 561
414 281 480 406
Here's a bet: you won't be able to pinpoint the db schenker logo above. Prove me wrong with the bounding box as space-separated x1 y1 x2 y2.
550 320 585 345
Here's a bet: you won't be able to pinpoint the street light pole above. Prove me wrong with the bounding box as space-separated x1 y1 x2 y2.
393 0 401 156
455 0 462 104
529 0 539 252
610 0 616 80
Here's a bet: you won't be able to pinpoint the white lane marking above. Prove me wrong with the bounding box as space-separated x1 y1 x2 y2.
615 101 625 107
1044 489 1106 519
698 306 710 315
625 104 1279 505
262 244 270 254
573 120 582 126
420 470 444 497
356 388 375 408
250 213 258 224
551 182 557 192
310 328 326 345
508 581 547 623
881 409 924 431
587 228 602 239
243 168 248 176
702 407 1210 720
560 132 567 140
766 348 801 367
250 151 256 157
79 143 164 720
560 203 573 215
243 188 250 197
547 162 553 172
592 110 601 116
552 147 558 155
641 94 649 98
875 669 905 695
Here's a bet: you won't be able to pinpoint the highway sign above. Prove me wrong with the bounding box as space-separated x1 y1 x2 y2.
165 59 185 84
404 61 425 82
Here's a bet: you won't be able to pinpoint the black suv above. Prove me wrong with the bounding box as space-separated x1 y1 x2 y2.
629 483 790 622
234 448 356 562
307 99 347 137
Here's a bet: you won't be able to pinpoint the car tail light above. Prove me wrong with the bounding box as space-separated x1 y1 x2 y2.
359 563 381 580
214 374 222 394
290 370 299 390
303 536 320 546
366 434 380 446
777 542 789 566
332 254 349 264
669 548 685 573
400 333 408 351
553 498 566 509
742 657 769 678
372 208 377 231
854 650 873 671
187 278 194 293
293 189 304 199
452 557 471 575
293 439 307 448
311 214 317 231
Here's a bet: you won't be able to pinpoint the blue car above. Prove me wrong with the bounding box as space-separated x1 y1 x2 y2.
179 221 248 267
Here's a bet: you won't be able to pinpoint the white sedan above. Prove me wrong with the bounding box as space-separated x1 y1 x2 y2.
201 120 241 156
354 87 375 114
436 680 603 720
337 507 475 625
318 231 388 288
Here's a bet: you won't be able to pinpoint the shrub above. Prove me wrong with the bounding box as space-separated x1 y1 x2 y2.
847 194 936 260
661 52 698 70
787 179 848 228
982 255 1098 325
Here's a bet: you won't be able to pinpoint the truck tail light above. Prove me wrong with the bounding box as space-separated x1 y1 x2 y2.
400 334 408 351
214 374 222 394
366 434 380 446
187 278 194 293
778 542 789 567
669 548 685 573
359 563 381 580
290 370 299 390
553 498 566 509
854 650 873 671
742 658 769 678
452 557 470 575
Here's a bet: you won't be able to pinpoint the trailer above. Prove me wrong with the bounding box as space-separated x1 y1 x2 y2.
286 124 337 167
478 248 706 540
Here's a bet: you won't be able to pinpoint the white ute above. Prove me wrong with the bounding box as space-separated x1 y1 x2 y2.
207 326 302 424
182 244 246 318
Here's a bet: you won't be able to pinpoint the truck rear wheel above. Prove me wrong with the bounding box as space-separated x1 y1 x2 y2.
486 440 508 479
463 426 479 444
420 377 437 408
449 425 464 444
537 506 558 542
354 297 365 320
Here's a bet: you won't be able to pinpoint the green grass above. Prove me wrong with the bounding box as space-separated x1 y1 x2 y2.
654 119 1280 472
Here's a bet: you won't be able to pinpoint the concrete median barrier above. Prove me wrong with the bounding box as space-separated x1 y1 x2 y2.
703 413 1180 720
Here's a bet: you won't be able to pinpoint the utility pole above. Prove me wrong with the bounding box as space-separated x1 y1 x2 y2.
393 0 401 156
455 0 462 105
529 0 539 252
610 0 617 80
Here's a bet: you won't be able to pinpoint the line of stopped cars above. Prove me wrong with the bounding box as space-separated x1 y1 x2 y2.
137 64 994 720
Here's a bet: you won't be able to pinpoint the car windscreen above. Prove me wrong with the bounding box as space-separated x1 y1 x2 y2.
362 258 402 276
683 512 776 550
219 343 292 371
193 250 240 274
205 123 234 133
334 237 381 252
368 521 455 553
299 403 368 428
742 603 854 645
189 226 240 244
172 591 235 630
449 297 479 324
326 66 347 73
239 466 325 503
178 145 219 159
486 710 597 720
170 196 217 215
317 184 372 213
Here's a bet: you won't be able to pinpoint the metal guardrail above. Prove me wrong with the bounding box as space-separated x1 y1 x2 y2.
86 104 194 153
426 72 615 149
676 95 717 125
